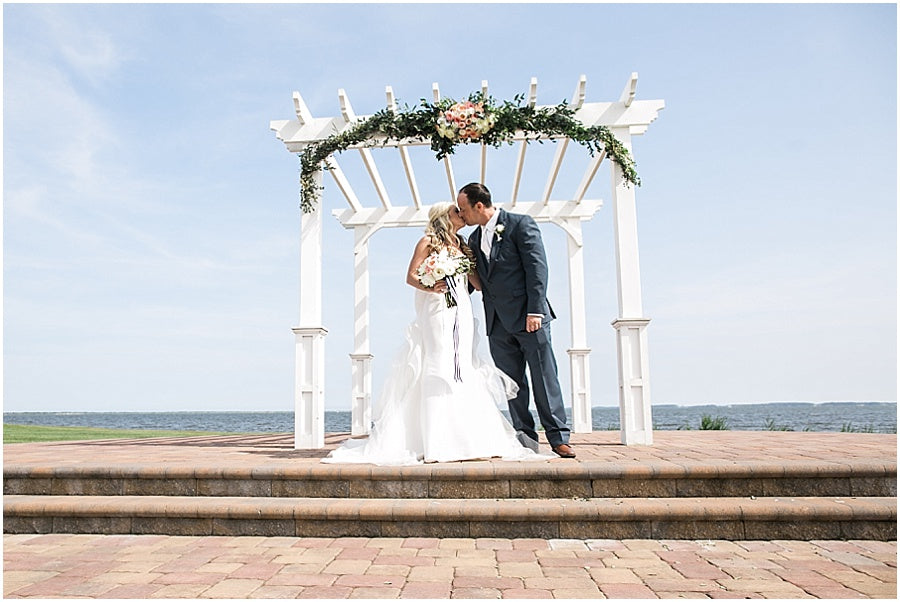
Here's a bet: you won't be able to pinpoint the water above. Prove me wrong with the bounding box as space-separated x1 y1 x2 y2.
4 402 895 434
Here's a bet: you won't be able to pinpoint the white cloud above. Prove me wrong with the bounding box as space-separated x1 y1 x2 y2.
4 54 121 200
39 5 128 85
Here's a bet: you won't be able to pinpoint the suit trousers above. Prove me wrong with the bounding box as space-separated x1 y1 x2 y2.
487 315 570 448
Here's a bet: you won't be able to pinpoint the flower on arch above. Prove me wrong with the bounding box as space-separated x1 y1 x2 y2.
436 100 497 142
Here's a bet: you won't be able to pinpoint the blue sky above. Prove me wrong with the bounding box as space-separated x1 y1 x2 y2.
3 3 896 413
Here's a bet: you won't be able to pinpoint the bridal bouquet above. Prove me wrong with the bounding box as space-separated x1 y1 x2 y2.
417 249 473 308
435 100 497 142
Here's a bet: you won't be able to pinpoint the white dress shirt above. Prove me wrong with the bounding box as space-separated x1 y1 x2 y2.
481 210 500 257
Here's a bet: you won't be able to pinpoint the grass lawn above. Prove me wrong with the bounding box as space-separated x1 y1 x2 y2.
3 423 241 444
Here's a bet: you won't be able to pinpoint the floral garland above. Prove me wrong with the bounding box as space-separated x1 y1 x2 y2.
298 92 640 213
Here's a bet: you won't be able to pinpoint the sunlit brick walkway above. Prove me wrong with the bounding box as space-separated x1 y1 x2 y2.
3 534 896 599
5 430 896 470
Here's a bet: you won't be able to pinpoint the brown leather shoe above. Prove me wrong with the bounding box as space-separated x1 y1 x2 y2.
552 443 576 458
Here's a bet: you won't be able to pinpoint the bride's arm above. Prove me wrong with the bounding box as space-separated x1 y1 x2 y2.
467 268 482 291
406 237 446 292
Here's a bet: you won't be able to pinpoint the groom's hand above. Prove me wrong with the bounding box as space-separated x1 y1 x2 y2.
525 315 543 333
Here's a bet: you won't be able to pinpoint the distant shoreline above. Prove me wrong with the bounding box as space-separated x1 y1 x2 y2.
5 402 896 435
6 401 896 414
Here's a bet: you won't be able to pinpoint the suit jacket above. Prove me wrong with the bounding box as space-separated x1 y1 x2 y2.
468 208 556 336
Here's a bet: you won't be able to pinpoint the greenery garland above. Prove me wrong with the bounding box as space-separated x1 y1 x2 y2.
298 92 640 213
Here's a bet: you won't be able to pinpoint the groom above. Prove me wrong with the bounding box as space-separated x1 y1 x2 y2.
456 182 574 458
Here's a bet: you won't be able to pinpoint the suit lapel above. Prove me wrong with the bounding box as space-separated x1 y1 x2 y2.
470 227 489 280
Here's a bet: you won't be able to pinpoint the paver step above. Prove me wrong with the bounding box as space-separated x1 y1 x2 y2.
4 494 895 540
4 460 895 499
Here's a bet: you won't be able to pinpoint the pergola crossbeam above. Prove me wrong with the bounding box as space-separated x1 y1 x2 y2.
334 199 602 230
339 88 392 209
572 74 587 110
541 76 587 205
542 141 568 205
573 149 607 203
480 80 489 184
433 82 457 200
619 72 638 107
510 77 538 207
386 86 422 209
293 92 313 126
324 156 363 212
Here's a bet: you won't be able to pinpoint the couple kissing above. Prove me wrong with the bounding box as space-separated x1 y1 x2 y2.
324 182 574 465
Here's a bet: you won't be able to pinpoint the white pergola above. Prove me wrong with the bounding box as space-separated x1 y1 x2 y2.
270 74 664 449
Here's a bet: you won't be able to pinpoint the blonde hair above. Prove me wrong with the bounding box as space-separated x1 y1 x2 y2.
425 202 460 251
424 202 476 268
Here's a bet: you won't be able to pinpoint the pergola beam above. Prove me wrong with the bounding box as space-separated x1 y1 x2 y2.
619 72 638 107
573 149 607 204
386 86 422 209
273 109 663 153
293 92 312 125
333 199 603 230
541 75 587 205
324 156 363 212
339 88 392 209
433 82 457 200
480 80 489 184
510 77 538 207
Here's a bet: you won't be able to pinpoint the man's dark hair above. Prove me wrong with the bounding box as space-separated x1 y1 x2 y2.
459 182 492 207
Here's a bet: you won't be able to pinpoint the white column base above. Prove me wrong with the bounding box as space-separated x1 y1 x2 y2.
567 348 592 433
293 326 328 449
612 318 653 445
350 353 374 436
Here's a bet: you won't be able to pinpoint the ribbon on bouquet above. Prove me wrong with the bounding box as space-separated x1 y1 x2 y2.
445 275 463 383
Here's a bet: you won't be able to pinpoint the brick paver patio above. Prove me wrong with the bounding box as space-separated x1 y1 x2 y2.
4 430 895 471
3 534 896 598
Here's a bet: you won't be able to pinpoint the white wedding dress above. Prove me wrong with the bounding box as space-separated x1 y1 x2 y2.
323 273 544 466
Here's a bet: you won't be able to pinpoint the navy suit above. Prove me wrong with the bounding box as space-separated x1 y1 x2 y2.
469 209 570 448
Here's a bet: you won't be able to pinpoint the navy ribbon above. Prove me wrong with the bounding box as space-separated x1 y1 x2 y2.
446 275 462 382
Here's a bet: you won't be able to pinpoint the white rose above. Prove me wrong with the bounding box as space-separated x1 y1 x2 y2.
436 124 456 139
420 273 436 287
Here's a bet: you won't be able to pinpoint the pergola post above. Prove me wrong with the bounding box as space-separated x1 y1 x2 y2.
350 226 374 435
558 217 592 433
293 171 327 449
609 127 653 445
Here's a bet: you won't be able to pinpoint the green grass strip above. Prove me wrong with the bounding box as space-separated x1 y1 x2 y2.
3 423 242 444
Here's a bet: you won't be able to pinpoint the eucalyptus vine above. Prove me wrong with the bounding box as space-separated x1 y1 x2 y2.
298 92 639 213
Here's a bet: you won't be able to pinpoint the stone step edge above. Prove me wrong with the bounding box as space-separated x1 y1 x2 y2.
5 495 895 522
4 460 896 481
9 473 894 500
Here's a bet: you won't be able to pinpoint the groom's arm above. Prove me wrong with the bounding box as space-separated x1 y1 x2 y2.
515 216 550 317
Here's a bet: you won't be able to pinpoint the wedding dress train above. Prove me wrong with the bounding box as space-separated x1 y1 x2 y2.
323 275 544 466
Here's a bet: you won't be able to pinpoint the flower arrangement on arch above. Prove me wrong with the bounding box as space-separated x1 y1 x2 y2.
436 100 497 142
297 91 641 213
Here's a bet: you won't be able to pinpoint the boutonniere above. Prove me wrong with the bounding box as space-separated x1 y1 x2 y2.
495 224 505 241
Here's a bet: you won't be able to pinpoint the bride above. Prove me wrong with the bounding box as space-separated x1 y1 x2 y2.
323 202 544 465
